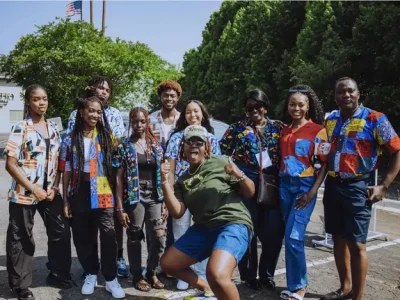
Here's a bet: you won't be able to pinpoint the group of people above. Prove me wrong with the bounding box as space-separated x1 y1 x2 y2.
4 76 400 300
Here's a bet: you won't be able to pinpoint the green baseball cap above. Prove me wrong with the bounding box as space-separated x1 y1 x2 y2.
183 125 208 142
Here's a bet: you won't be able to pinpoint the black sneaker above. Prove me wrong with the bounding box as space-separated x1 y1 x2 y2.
260 277 276 291
245 279 261 290
46 273 73 290
15 288 35 300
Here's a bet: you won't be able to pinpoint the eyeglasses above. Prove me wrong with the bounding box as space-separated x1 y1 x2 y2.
184 140 205 147
245 102 264 112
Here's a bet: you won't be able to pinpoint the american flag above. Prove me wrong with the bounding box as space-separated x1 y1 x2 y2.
66 0 82 17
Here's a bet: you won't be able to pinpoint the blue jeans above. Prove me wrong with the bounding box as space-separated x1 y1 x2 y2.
280 176 317 291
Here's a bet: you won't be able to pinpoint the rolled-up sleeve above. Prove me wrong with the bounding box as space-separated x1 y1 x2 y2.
4 121 25 159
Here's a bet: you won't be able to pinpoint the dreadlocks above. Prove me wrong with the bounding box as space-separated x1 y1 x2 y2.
71 96 113 190
283 84 325 125
128 107 160 158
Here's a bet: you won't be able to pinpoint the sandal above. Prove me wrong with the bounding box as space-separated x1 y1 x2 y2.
133 279 151 292
148 275 165 289
320 289 353 300
280 290 293 299
289 287 307 300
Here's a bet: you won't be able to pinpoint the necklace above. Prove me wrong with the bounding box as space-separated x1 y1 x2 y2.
255 119 267 129
83 129 94 138
188 159 206 175
135 140 150 163
291 121 307 130
135 140 147 152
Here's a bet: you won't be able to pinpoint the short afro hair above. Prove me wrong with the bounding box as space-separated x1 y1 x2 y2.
157 80 182 98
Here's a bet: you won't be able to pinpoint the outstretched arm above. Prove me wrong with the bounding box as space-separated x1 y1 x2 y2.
161 161 187 219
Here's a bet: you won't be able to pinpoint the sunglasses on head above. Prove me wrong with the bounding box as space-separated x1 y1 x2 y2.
246 102 264 112
184 140 205 147
289 88 309 93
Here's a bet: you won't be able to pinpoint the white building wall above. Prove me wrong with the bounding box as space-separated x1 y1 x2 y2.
0 79 24 133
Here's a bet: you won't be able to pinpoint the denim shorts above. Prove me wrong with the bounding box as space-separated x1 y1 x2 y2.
173 223 251 264
323 176 373 244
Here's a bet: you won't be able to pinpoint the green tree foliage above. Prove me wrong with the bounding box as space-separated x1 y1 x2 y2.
182 1 400 133
0 18 181 124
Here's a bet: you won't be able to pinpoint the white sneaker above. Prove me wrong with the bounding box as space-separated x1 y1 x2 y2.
105 278 125 299
81 274 97 295
177 279 189 290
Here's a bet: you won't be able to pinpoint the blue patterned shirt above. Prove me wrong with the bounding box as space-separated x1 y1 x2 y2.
219 116 281 181
112 136 164 206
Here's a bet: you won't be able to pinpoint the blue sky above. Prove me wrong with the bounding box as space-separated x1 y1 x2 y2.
0 1 222 66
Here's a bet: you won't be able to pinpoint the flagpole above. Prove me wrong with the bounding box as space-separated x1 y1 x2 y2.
79 0 83 35
80 0 83 35
90 0 93 26
102 0 106 38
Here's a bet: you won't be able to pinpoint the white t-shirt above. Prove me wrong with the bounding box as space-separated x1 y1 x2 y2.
149 109 180 150
83 137 91 172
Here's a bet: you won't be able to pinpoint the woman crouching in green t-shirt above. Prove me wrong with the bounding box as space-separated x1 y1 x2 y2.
160 125 254 300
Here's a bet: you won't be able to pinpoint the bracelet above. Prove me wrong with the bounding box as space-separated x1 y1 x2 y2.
63 200 69 205
115 208 124 212
52 186 59 192
237 171 246 182
32 185 37 194
162 180 169 185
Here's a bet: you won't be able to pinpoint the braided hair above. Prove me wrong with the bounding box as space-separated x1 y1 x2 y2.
283 84 325 125
24 84 46 119
71 95 113 190
128 107 160 158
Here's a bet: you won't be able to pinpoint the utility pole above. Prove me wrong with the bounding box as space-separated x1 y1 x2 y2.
102 0 106 38
90 0 93 26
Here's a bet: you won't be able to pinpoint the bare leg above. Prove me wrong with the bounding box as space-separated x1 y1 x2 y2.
206 249 239 300
160 246 210 291
348 241 368 300
332 235 352 294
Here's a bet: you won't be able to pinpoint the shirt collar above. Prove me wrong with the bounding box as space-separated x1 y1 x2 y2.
340 104 363 120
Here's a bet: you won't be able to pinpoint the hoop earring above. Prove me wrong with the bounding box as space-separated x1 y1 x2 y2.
305 111 309 119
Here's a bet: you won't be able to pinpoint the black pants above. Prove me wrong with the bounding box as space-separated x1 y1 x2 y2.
238 193 285 281
70 182 117 281
6 195 71 290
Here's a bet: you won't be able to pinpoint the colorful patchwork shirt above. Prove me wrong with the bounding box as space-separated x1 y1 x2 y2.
325 106 400 179
219 116 281 181
59 128 115 209
67 106 125 139
280 120 328 177
165 130 222 179
4 118 61 205
112 136 164 206
149 109 180 150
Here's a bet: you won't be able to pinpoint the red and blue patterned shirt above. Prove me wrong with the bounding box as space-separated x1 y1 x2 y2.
325 106 400 179
280 120 328 177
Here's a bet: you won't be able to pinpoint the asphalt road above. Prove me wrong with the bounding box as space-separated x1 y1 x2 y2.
0 160 399 299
